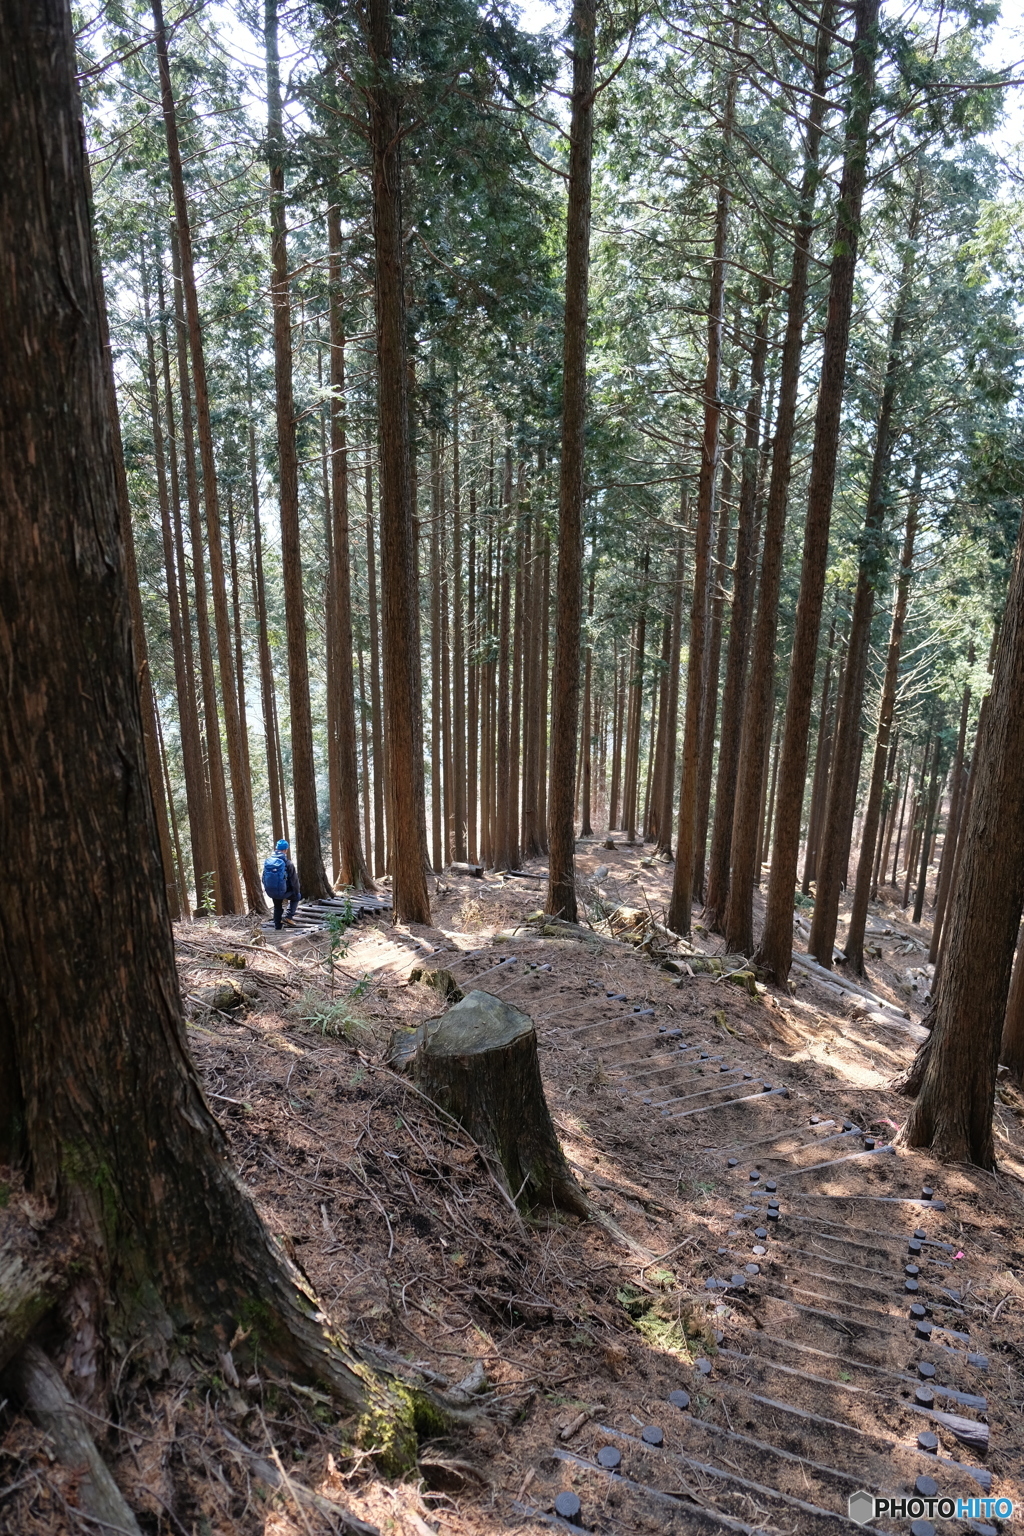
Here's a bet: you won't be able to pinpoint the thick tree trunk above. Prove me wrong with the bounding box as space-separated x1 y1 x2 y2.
265 0 331 900
409 993 588 1216
898 512 1024 1166
366 0 430 922
705 295 770 924
667 66 734 935
723 0 835 956
546 0 596 921
756 0 880 982
328 209 372 890
846 500 918 972
0 0 418 1466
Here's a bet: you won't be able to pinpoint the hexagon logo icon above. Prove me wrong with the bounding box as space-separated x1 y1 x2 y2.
848 1490 875 1525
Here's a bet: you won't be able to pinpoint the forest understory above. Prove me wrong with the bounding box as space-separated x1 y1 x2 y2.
4 838 1023 1536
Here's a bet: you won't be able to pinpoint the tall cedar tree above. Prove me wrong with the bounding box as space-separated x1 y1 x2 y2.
722 0 836 955
0 0 424 1468
546 0 597 921
756 0 881 982
899 507 1024 1165
267 0 333 899
366 0 431 923
844 497 918 971
328 205 372 890
808 171 921 967
152 0 265 913
667 61 734 935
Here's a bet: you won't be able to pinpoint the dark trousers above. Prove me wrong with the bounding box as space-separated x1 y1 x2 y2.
272 895 300 929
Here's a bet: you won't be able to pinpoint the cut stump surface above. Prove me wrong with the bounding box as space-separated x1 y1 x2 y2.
410 990 588 1217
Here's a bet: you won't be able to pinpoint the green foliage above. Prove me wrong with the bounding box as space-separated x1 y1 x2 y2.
289 989 369 1043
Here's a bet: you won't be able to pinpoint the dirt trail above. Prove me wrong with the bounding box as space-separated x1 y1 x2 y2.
3 840 1023 1535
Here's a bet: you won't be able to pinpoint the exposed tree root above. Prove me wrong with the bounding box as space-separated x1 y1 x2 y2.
8 1343 144 1536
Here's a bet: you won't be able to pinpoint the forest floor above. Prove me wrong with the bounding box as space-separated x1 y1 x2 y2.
3 839 1024 1536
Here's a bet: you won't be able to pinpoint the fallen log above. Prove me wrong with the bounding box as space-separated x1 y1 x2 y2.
790 953 909 1019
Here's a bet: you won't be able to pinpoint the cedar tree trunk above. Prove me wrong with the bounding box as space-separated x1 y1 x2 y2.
266 0 332 900
546 0 596 921
366 0 431 922
756 0 880 982
723 0 836 956
0 0 420 1468
328 208 372 890
898 510 1024 1165
845 498 918 972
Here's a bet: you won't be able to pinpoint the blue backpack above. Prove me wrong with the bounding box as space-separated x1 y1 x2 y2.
262 855 289 899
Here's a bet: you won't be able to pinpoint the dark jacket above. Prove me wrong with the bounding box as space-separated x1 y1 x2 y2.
283 858 299 898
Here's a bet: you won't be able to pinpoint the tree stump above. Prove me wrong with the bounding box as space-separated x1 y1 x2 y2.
409 991 588 1217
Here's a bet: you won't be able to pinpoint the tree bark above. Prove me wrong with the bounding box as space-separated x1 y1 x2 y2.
0 0 419 1463
365 460 387 876
928 678 971 961
705 293 770 924
723 0 836 956
169 225 240 913
265 0 331 900
409 993 587 1216
153 0 263 912
1000 929 1024 1082
250 436 289 844
692 464 733 900
756 0 880 982
452 403 468 861
328 208 371 890
581 568 595 836
845 498 918 971
656 528 687 858
898 511 1024 1166
146 252 211 909
366 0 431 922
808 182 918 965
802 613 838 893
546 0 596 921
912 739 943 924
667 63 735 935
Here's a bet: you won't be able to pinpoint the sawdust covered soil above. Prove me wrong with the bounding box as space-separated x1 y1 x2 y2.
2 839 1023 1535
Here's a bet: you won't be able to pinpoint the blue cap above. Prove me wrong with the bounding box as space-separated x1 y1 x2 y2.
276 839 289 851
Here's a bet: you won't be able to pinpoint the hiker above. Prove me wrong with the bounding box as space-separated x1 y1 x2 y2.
263 839 300 930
